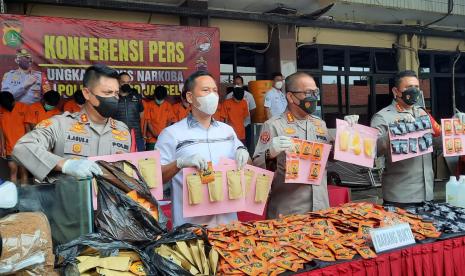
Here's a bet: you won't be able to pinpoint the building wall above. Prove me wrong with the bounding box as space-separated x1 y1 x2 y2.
209 18 268 43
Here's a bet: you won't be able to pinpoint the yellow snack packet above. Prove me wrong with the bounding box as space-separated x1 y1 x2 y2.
138 158 158 188
198 240 210 275
351 131 362 155
364 137 375 158
209 248 219 275
244 169 255 195
339 129 350 151
227 170 243 200
123 162 134 178
255 174 271 203
186 173 203 205
208 172 224 202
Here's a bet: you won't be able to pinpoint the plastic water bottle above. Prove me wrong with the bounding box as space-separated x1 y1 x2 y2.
0 180 17 209
457 175 465 208
446 176 459 206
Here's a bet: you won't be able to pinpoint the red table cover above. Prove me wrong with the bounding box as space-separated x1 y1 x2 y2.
295 235 465 276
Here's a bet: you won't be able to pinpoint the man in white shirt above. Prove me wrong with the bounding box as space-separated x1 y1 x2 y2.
156 71 250 227
226 75 257 149
264 72 286 119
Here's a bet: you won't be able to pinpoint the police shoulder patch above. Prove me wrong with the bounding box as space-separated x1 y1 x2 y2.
260 131 271 144
36 119 53 129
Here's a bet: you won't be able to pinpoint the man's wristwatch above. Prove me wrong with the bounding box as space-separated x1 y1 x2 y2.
265 149 275 160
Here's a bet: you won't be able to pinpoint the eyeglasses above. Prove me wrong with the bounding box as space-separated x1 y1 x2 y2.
291 88 320 98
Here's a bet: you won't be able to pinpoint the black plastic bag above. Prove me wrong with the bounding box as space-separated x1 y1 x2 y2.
143 223 209 276
95 160 167 243
55 233 156 275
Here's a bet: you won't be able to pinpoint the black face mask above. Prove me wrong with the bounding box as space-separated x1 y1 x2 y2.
92 94 119 118
295 95 318 114
120 84 132 95
233 87 245 101
400 87 421 106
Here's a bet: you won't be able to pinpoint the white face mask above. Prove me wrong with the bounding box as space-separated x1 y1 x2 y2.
193 92 219 115
274 81 283 90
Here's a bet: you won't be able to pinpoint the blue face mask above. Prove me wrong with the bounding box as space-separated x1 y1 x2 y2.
44 103 55 111
155 99 164 105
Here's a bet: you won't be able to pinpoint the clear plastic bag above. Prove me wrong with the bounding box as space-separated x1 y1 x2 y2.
0 212 55 275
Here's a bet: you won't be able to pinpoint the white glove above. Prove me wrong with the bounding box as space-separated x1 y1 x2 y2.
269 136 292 159
344 115 359 126
400 113 416 123
455 110 465 125
176 154 208 171
235 147 249 170
62 159 103 179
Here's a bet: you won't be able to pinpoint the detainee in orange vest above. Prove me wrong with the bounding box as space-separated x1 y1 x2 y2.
0 91 29 183
145 86 175 150
172 92 191 122
63 89 86 113
223 86 250 144
24 90 62 131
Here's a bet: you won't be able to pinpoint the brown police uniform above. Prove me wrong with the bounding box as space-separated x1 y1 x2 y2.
371 100 434 204
253 110 330 219
12 109 131 181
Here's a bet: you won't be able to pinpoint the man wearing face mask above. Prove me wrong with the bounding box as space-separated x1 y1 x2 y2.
1 48 51 104
63 89 86 113
264 72 286 120
366 70 465 206
0 91 28 184
172 91 190 122
114 72 144 151
24 90 62 132
226 75 257 149
253 72 331 218
156 71 250 227
223 86 250 145
12 64 130 182
145 85 175 150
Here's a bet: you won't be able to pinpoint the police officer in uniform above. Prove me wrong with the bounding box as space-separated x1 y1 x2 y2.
1 48 50 104
368 70 465 206
13 64 130 181
254 72 358 219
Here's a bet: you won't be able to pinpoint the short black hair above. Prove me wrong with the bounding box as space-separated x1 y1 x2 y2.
43 90 61 106
285 72 314 93
83 64 119 88
181 70 213 99
0 91 14 107
394 70 418 88
271 72 283 79
154 85 168 100
118 71 130 80
234 75 244 83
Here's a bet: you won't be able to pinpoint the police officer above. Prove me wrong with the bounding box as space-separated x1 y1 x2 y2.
1 48 50 104
13 64 131 181
254 72 337 218
368 70 465 206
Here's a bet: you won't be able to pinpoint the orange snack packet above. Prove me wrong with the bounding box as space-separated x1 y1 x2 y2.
300 141 313 159
289 138 303 158
311 143 324 161
444 120 453 135
446 138 454 154
454 119 463 135
356 246 377 259
308 163 321 181
455 138 462 153
200 161 214 184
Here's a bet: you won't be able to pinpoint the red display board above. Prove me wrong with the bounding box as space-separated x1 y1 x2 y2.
0 14 219 98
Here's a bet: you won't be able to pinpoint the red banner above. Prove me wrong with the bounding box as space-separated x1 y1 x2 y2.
0 14 219 102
